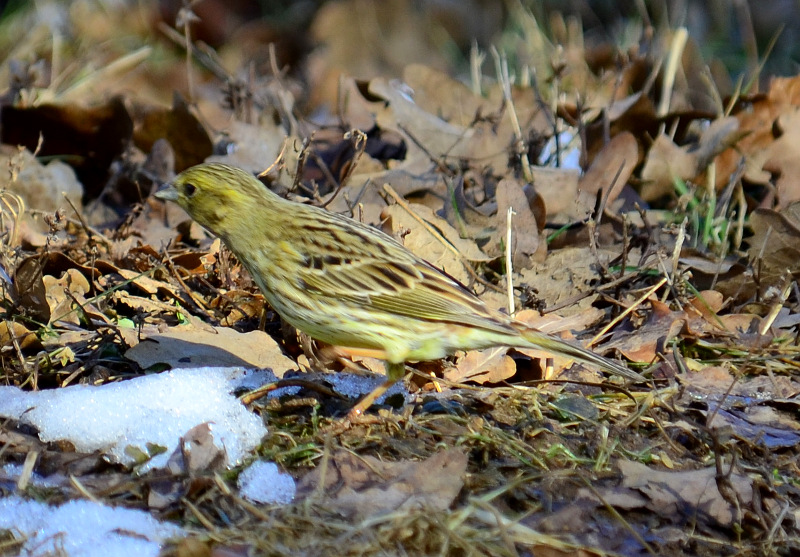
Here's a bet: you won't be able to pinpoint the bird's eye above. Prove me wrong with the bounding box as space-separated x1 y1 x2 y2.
184 183 197 197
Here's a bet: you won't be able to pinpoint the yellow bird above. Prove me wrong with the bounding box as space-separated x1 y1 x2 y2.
156 163 642 417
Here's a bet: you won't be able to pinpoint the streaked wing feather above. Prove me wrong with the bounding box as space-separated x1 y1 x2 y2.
298 248 516 335
292 209 516 334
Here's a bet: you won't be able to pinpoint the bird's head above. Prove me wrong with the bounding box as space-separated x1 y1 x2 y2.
155 163 270 234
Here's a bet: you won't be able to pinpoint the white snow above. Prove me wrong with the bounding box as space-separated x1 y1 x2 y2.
0 367 270 472
0 367 314 556
0 463 64 488
0 496 185 557
238 460 296 504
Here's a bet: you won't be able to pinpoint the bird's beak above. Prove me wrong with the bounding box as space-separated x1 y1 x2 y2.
154 183 179 202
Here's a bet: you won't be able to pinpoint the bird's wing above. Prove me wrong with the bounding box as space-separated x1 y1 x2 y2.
295 233 515 335
300 259 515 334
287 208 517 334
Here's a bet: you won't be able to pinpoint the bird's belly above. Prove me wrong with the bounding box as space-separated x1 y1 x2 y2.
273 299 455 363
261 281 510 363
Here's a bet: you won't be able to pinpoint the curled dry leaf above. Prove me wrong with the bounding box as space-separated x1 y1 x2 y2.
167 422 227 477
0 321 42 352
640 133 701 202
748 205 800 293
491 178 545 269
578 131 638 212
715 75 800 203
527 166 581 220
43 268 90 326
761 109 800 205
640 117 739 201
602 299 686 363
14 255 50 323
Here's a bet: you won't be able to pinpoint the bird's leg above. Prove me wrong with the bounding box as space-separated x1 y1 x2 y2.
346 361 406 420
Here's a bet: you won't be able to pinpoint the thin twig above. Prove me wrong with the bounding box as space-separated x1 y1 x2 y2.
16 450 37 492
491 47 533 183
469 41 485 97
505 207 516 316
657 27 688 118
57 196 112 250
163 255 214 318
182 497 217 531
69 475 100 503
589 277 669 346
760 274 792 335
580 479 658 555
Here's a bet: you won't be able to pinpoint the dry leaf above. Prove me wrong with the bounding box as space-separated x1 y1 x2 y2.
529 166 581 219
125 326 298 377
132 93 213 172
296 449 467 520
0 321 42 352
603 299 686 362
446 347 516 384
516 247 608 316
617 460 753 528
640 134 699 201
748 205 800 296
0 148 84 216
381 202 489 284
491 178 545 268
715 75 800 201
169 423 227 477
43 268 91 326
0 97 131 196
579 131 638 204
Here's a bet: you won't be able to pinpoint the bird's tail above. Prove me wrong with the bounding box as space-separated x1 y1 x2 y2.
517 327 644 382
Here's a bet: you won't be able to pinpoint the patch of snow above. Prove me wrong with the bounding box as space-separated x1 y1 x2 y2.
238 460 296 504
0 367 269 472
0 463 64 488
0 495 185 557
